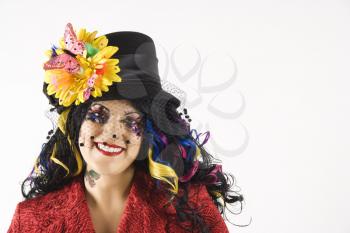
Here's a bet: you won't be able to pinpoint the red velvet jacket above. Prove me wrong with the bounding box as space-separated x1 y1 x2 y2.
7 169 229 233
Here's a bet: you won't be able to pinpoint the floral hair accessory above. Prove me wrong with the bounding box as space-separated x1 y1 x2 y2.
43 23 121 107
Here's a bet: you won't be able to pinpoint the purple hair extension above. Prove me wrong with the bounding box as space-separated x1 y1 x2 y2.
178 144 187 159
190 129 211 147
205 164 223 184
158 130 169 145
179 160 199 183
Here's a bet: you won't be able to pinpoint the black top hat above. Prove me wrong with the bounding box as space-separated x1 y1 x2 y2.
43 25 186 136
98 31 185 136
92 31 180 107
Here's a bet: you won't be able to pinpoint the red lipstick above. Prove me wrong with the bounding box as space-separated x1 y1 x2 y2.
94 142 125 157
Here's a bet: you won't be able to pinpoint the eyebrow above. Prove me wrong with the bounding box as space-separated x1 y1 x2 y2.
91 103 141 116
90 103 110 112
124 111 143 117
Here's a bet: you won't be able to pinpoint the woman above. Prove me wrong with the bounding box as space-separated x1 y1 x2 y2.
8 23 244 233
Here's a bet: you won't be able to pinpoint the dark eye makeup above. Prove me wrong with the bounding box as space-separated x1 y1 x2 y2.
85 104 145 134
120 112 145 135
85 103 110 124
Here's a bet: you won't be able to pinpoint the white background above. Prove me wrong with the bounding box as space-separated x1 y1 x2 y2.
1 0 349 232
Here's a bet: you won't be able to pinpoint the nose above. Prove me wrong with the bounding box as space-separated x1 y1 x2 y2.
95 113 139 147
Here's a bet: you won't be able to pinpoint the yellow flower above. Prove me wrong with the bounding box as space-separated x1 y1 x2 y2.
58 27 108 55
44 24 122 107
78 28 108 51
75 46 122 104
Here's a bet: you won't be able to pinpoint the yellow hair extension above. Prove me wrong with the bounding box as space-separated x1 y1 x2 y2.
195 145 201 159
34 156 40 175
57 109 70 134
211 190 222 198
147 147 179 195
50 143 70 177
50 108 83 176
70 143 83 176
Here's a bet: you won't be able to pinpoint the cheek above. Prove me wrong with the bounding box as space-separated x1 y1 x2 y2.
125 132 143 155
126 126 144 143
126 136 142 160
79 121 102 143
130 134 142 147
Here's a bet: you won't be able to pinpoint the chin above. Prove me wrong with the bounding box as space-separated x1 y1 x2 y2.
90 160 134 175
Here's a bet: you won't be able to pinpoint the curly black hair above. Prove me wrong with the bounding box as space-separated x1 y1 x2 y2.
21 97 245 233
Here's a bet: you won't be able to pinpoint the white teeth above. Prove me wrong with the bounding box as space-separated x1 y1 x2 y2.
97 143 123 153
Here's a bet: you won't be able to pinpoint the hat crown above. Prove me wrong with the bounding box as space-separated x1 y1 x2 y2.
104 31 160 81
104 31 157 58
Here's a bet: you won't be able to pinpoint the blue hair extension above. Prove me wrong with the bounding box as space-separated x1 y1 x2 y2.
144 116 212 186
145 118 172 167
40 143 50 171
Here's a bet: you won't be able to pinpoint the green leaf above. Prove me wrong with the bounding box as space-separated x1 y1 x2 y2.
86 43 99 57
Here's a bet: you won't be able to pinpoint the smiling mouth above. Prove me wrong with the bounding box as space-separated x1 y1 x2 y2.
94 142 125 157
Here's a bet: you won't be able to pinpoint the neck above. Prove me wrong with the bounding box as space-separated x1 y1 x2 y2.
83 165 135 209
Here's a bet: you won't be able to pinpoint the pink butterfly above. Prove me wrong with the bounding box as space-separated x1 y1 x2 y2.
87 73 98 87
83 73 98 100
43 53 80 73
64 23 85 56
83 88 92 101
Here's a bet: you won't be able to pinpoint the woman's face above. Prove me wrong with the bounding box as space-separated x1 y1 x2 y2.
78 99 144 175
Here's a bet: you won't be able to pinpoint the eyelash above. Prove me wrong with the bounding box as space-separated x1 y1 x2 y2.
123 117 144 136
86 111 108 124
121 117 142 129
86 112 143 130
